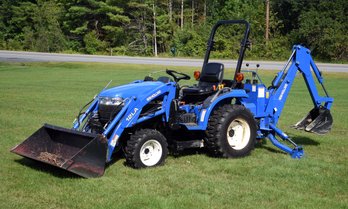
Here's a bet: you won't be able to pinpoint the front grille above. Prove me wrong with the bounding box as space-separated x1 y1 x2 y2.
98 104 123 123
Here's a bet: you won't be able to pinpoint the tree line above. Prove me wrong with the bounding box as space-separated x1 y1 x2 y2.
0 0 347 61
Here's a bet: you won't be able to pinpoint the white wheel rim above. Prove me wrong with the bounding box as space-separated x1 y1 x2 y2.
226 118 250 150
140 139 163 166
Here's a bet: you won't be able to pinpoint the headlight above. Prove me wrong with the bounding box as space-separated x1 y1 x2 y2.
99 97 123 106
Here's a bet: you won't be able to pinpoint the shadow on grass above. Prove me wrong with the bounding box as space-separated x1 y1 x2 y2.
255 142 288 155
291 135 320 146
106 151 124 168
15 158 81 179
255 134 320 155
14 135 320 176
16 151 125 178
170 147 208 158
119 149 208 167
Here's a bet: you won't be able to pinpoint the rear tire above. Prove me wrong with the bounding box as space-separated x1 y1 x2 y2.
206 104 256 158
125 129 168 168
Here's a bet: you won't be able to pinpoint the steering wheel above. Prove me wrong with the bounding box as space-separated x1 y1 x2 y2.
166 69 191 83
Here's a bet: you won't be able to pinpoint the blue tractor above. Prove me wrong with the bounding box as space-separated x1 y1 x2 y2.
12 20 333 178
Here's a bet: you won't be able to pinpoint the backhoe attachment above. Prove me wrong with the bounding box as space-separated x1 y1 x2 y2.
257 45 334 158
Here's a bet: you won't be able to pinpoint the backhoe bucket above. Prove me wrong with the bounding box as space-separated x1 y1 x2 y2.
11 124 107 178
293 107 333 134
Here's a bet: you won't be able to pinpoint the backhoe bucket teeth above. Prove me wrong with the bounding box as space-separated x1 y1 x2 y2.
11 124 107 178
293 107 333 134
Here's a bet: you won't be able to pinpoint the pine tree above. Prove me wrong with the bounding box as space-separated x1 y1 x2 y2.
62 0 129 53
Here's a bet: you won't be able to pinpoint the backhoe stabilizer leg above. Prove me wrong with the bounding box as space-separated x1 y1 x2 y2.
267 133 304 159
290 146 304 159
269 124 304 159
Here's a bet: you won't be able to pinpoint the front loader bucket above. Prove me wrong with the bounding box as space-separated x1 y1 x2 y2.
293 106 333 134
11 124 107 178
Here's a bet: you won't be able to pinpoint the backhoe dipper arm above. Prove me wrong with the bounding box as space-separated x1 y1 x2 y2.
266 45 333 125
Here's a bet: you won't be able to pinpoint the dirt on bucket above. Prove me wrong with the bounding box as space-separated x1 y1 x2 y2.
37 152 65 167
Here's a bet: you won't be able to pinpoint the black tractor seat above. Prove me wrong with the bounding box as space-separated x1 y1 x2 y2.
182 62 224 103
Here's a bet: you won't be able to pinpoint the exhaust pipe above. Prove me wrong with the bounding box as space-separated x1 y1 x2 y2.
11 124 107 178
293 106 333 135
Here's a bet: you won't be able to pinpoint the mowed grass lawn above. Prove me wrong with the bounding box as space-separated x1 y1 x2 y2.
0 62 347 209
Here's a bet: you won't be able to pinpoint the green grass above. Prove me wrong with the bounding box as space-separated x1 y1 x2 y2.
0 62 347 209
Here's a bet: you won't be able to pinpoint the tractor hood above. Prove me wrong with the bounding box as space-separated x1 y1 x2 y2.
98 81 166 100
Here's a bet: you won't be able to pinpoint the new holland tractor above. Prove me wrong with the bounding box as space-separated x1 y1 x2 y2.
11 20 333 178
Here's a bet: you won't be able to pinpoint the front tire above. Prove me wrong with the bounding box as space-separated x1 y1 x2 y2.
125 129 168 168
206 104 257 158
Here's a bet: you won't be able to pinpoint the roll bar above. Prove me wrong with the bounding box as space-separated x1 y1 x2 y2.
202 20 250 84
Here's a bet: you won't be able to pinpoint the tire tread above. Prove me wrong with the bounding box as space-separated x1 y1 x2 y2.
205 104 256 158
125 129 168 168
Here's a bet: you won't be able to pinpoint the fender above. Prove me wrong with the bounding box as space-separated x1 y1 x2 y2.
184 89 249 130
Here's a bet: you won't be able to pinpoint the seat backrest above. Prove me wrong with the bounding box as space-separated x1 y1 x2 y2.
199 62 224 86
